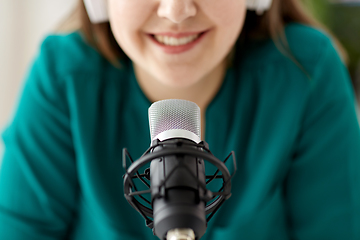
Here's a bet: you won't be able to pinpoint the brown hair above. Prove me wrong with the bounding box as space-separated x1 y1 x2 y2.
58 0 347 66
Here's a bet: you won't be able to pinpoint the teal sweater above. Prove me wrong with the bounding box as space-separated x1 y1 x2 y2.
1 23 360 240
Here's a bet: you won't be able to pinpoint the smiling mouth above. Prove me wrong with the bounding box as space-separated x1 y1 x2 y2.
150 32 205 46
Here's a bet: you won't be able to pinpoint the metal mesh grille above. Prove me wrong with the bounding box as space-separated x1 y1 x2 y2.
149 99 201 140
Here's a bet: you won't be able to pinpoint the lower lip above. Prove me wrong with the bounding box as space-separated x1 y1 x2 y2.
148 31 208 54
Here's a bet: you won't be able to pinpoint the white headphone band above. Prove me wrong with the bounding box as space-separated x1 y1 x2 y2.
83 0 273 24
246 0 273 14
83 0 109 24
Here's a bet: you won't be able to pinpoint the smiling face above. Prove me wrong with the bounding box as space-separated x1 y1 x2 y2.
108 0 246 89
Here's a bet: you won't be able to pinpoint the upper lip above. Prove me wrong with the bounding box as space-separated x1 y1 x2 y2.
147 30 208 38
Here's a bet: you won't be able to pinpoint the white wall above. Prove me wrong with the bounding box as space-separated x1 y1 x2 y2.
0 0 77 163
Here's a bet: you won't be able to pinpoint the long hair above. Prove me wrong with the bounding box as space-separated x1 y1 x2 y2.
58 0 347 66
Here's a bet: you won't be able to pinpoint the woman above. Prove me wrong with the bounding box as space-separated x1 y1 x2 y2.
0 0 359 239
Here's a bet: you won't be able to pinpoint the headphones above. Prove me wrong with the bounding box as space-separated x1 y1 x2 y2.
84 0 273 24
247 0 273 14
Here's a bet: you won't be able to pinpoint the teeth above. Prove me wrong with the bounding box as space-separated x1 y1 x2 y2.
154 34 200 46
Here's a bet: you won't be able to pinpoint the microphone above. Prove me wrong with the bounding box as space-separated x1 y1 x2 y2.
123 99 236 240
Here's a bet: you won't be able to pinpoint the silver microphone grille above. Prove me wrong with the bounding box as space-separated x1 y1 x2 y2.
148 99 201 143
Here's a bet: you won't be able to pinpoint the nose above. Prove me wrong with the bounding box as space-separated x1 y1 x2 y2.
157 0 197 24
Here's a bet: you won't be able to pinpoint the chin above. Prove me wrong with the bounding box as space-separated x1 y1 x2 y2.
157 74 202 89
155 67 205 88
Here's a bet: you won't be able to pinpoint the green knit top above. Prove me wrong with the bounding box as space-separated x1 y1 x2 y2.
1 23 360 240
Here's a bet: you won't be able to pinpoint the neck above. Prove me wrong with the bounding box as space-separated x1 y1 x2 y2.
133 61 226 112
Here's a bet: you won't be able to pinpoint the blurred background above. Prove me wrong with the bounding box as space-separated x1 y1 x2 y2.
0 0 77 159
0 0 360 160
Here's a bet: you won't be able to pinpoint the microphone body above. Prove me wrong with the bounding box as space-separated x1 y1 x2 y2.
150 138 206 240
123 99 236 240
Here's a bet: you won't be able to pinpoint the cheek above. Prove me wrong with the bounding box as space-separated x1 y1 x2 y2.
108 0 152 48
208 1 247 51
108 0 152 22
203 0 247 30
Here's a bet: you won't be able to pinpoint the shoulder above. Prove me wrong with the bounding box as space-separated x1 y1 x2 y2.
37 31 107 76
241 23 342 76
284 23 342 68
230 23 353 113
24 31 134 110
31 31 133 94
35 31 126 77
